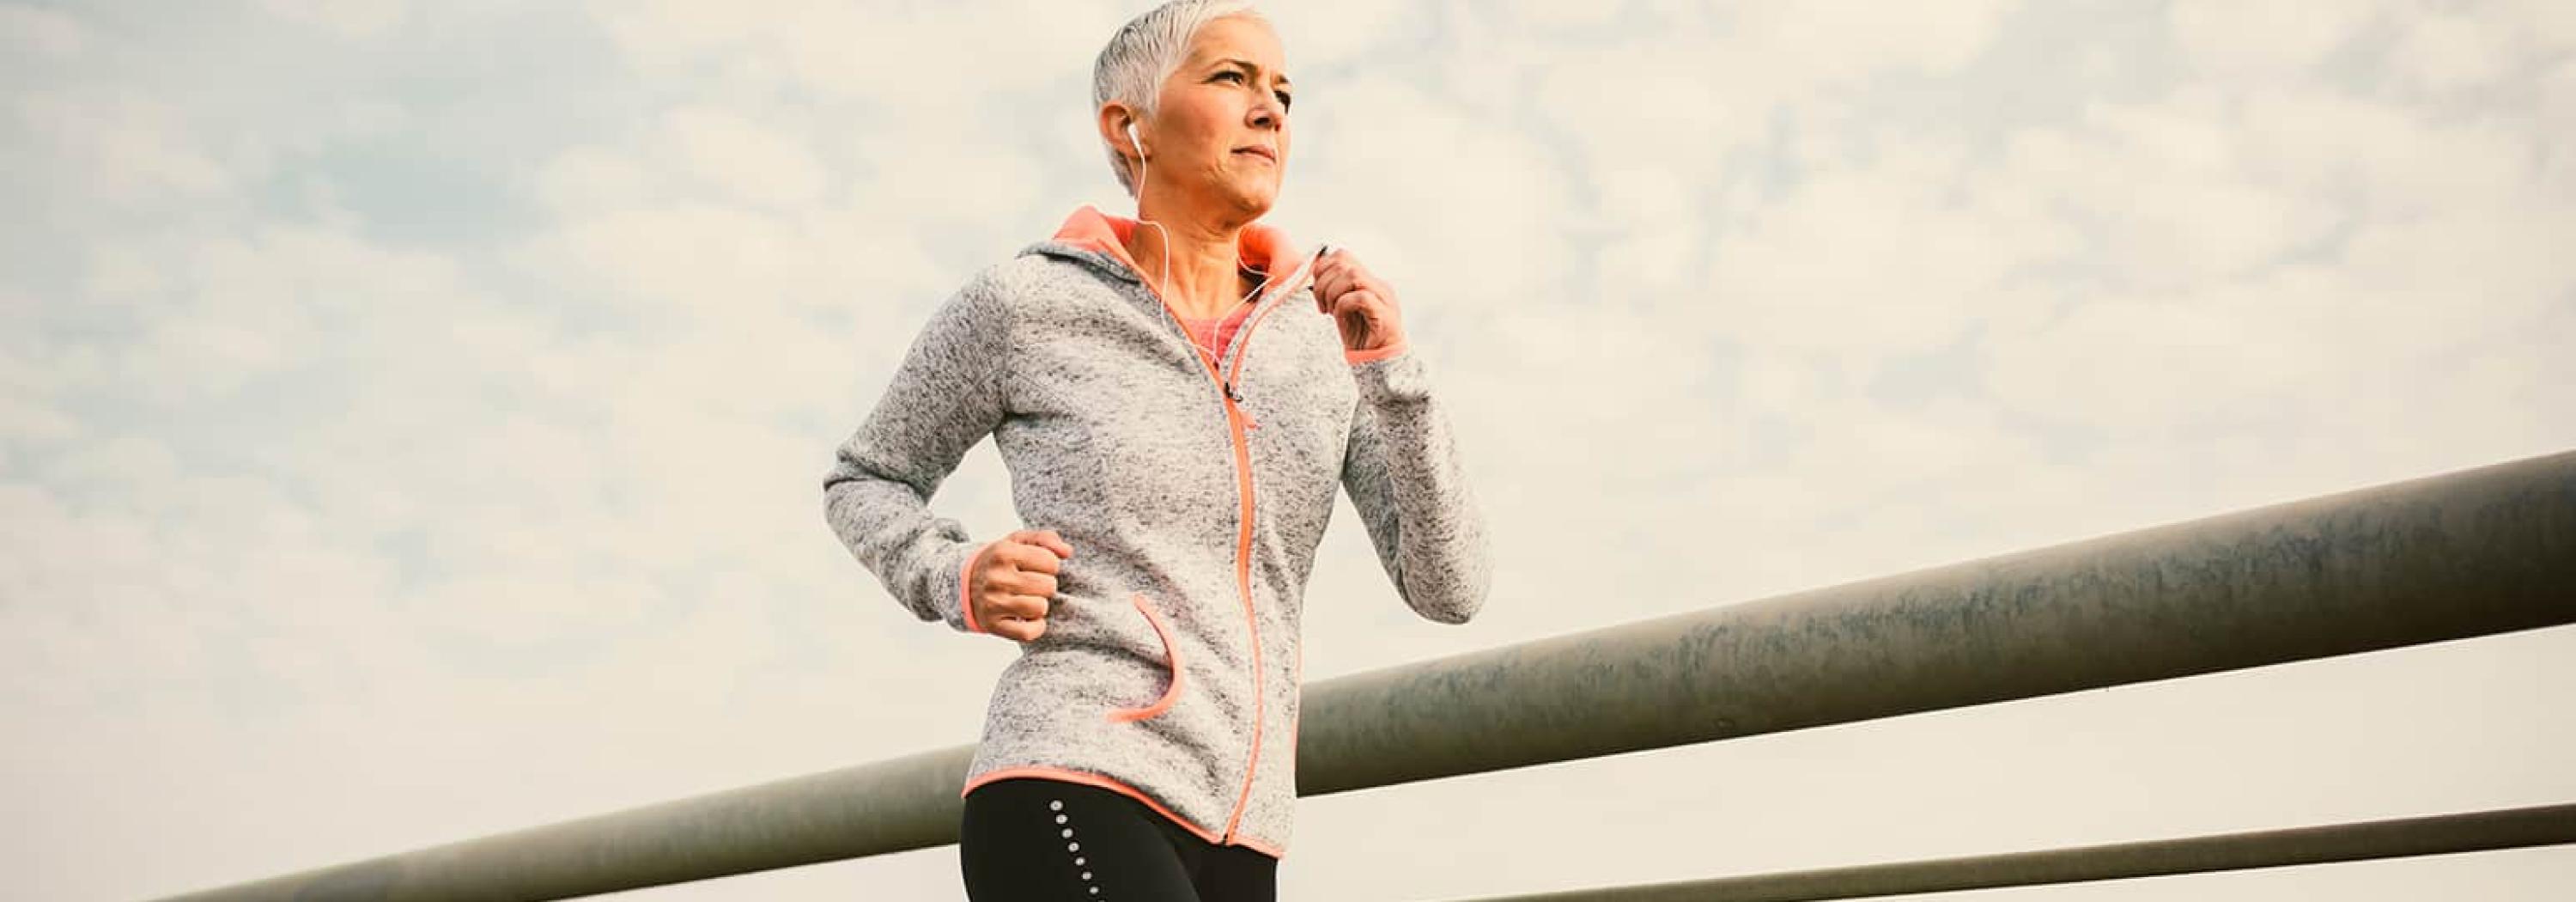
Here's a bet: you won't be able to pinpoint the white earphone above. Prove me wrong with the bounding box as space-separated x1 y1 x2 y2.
1123 116 1178 306
1122 113 1326 351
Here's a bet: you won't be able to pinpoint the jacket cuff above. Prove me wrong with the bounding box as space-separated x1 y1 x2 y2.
1350 343 1432 405
941 539 999 634
1344 338 1411 366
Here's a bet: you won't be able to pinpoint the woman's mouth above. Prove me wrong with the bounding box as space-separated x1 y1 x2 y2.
1233 146 1276 164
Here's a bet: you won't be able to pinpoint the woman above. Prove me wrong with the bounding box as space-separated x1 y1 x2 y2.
821 2 1491 899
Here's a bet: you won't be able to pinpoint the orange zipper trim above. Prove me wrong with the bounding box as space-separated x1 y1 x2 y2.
1121 243 1317 851
1106 593 1185 723
1125 269 1270 847
1215 288 1297 844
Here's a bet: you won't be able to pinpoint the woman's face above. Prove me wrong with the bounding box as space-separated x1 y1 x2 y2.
1135 15 1292 219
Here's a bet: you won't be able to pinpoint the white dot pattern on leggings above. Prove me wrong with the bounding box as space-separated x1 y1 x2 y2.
1053 800 1103 899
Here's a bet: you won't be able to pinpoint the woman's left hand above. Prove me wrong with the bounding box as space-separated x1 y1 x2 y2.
1310 247 1406 355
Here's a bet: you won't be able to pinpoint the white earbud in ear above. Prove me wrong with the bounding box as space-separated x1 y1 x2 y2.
1126 121 1145 159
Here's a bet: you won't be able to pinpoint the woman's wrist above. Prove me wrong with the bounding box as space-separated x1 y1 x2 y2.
1345 335 1410 365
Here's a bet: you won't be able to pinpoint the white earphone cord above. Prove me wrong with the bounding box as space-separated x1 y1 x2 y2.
1127 121 1334 387
1127 121 1336 405
1131 123 1301 319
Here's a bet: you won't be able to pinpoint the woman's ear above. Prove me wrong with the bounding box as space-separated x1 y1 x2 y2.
1099 104 1146 162
1121 110 1148 160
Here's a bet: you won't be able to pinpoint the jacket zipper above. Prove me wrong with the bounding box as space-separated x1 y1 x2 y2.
1130 257 1312 846
1214 291 1299 844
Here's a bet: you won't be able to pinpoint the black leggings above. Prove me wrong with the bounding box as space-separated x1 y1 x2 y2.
960 777 1278 901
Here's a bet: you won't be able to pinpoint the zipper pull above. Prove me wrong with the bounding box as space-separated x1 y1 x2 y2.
1224 381 1260 429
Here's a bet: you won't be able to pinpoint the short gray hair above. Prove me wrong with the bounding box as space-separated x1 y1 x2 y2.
1092 0 1269 198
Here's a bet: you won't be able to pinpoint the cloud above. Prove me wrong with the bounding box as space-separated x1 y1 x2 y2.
1261 0 1431 68
1704 131 2069 357
1279 73 1571 303
1530 0 2012 175
8 2 2574 899
15 88 234 205
0 3 86 59
661 106 831 210
586 0 1121 106
2169 0 2381 82
2391 7 2518 93
257 0 410 38
1978 74 2572 447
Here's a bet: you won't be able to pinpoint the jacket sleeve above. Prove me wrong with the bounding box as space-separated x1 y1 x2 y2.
1341 339 1493 625
822 271 1011 635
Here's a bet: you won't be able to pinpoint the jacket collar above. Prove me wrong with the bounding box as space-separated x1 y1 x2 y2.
1023 204 1299 292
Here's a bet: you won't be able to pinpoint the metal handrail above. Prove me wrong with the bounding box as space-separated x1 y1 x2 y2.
153 449 2576 901
1297 448 2576 794
1437 801 2576 902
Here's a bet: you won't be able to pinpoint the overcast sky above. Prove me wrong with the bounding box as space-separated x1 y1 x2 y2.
5 1 2573 899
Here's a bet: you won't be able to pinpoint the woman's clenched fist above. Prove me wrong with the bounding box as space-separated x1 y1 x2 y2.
1310 247 1406 355
969 528 1074 642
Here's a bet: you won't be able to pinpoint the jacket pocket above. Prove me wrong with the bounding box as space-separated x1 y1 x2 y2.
1105 592 1184 723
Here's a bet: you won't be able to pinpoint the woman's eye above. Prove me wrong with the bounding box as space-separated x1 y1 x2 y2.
1214 70 1243 82
1276 92 1293 110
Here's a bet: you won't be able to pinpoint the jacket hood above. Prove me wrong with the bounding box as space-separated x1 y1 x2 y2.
1024 204 1308 295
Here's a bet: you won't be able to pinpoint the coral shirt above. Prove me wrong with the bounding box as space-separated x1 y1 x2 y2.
1176 303 1258 361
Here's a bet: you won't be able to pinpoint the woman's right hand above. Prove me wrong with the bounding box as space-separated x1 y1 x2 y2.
970 528 1074 642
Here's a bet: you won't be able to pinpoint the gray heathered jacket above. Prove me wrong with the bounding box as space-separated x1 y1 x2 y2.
822 204 1492 859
